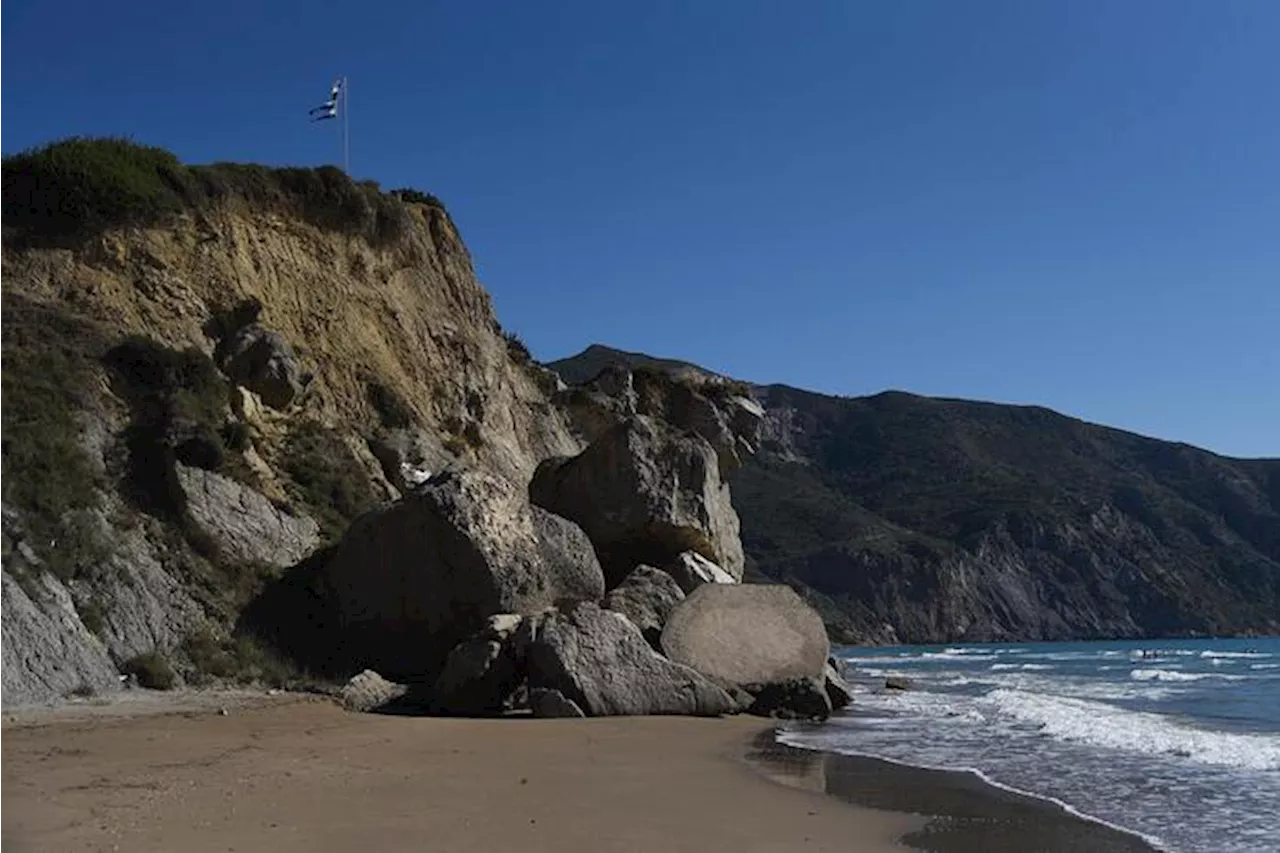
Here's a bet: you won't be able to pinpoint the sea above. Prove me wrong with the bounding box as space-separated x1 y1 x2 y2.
780 637 1280 853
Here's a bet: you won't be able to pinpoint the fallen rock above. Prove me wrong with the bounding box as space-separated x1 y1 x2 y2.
602 565 685 647
824 659 854 711
660 584 830 687
323 468 605 680
432 614 524 715
529 687 586 718
663 551 737 594
340 669 408 713
175 464 320 568
526 602 736 717
216 323 304 410
748 677 832 721
530 416 745 586
885 676 912 691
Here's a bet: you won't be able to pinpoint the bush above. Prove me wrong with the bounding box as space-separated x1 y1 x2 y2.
390 187 447 212
282 421 378 542
504 331 533 365
2 137 446 247
122 651 177 690
1 298 111 578
365 380 416 430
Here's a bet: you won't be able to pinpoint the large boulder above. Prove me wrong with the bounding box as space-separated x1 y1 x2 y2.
529 416 745 587
175 464 320 568
602 565 685 647
824 658 854 711
529 687 586 718
660 584 831 718
216 323 305 410
322 468 605 680
663 550 737 594
526 602 737 717
432 614 524 715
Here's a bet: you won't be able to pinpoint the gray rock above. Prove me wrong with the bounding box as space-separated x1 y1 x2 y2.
602 565 685 647
322 468 605 680
2 571 119 706
175 464 320 568
660 584 831 688
432 614 524 715
663 551 738 594
217 323 304 410
340 669 408 713
824 659 854 710
529 416 745 587
529 687 586 718
885 676 912 691
747 676 832 721
526 602 737 717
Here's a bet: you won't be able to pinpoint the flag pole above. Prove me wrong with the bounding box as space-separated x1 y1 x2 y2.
342 76 350 174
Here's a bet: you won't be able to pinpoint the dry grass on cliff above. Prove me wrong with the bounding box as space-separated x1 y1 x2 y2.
1 136 448 248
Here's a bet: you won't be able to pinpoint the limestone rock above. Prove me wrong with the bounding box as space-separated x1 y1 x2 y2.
526 602 736 717
216 323 304 410
529 416 745 587
322 468 605 680
602 565 685 647
663 551 738 594
432 614 524 715
529 687 586 718
175 464 320 568
340 669 408 713
824 659 854 711
660 584 830 688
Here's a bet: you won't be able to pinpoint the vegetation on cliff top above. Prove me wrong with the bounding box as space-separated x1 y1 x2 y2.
1 136 448 247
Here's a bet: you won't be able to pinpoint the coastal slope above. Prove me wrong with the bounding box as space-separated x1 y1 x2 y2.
549 346 1280 643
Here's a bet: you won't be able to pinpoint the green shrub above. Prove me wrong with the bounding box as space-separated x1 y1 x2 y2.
2 137 444 247
390 187 447 212
282 421 378 542
504 331 533 365
182 627 301 688
1 298 110 578
122 651 177 690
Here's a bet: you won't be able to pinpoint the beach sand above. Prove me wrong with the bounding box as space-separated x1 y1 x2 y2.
2 693 917 853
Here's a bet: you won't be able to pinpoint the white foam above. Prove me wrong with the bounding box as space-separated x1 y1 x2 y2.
1130 669 1245 683
1201 651 1271 660
990 663 1056 671
1251 663 1280 671
986 689 1280 771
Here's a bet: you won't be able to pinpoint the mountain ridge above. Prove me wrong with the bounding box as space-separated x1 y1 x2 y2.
549 344 1280 643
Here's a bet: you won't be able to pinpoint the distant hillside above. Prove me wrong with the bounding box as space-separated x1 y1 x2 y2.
549 346 1280 643
548 344 719 386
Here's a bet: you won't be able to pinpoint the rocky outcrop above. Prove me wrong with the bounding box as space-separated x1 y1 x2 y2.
322 468 605 679
215 323 306 410
602 565 685 647
824 659 854 710
526 603 737 717
529 687 586 718
340 669 408 713
663 550 737 594
432 614 524 715
175 464 320 567
530 416 745 587
746 677 831 720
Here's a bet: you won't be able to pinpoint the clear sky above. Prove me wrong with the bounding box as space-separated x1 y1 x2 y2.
3 1 1277 457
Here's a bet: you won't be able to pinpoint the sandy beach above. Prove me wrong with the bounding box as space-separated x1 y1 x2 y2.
2 693 917 853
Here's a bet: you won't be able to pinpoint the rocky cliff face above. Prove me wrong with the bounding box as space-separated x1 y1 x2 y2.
550 347 1280 644
1 156 580 706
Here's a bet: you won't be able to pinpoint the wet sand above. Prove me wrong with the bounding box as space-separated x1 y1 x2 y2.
745 730 1163 853
2 694 916 853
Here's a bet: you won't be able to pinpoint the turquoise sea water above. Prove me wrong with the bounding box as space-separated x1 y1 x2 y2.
781 637 1280 853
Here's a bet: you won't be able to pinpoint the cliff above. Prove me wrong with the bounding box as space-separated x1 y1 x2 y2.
550 346 1280 643
1 139 580 705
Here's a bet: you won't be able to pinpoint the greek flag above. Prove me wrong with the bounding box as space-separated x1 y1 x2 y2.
309 79 342 122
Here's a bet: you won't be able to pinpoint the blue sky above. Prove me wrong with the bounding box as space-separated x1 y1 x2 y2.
4 1 1278 457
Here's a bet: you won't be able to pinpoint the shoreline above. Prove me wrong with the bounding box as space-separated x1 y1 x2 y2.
2 691 918 853
746 727 1165 853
